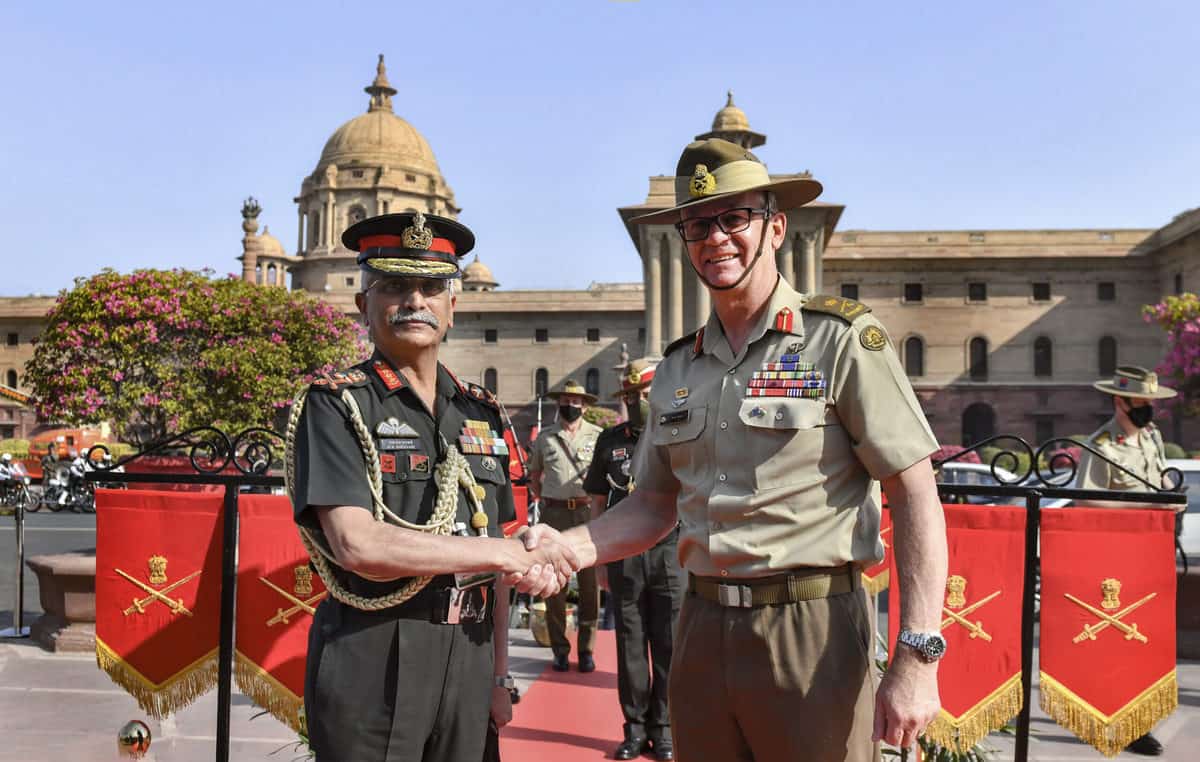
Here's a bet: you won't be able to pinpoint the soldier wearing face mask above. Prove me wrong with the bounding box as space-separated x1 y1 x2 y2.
528 379 603 672
1074 365 1180 756
583 359 684 761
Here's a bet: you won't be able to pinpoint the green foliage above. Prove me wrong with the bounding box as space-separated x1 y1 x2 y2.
583 406 620 429
1143 294 1200 415
0 440 29 458
25 269 368 445
1164 441 1187 459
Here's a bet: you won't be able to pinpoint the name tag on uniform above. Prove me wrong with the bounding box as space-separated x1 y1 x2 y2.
379 438 420 451
659 410 690 425
613 447 628 459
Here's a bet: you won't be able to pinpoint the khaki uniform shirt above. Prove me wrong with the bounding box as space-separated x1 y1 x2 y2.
1076 417 1167 496
529 420 602 500
632 278 939 578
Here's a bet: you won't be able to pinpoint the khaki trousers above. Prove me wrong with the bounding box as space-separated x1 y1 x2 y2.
668 585 879 762
540 500 599 657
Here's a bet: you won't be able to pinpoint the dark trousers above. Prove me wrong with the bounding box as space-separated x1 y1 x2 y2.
541 501 599 657
608 531 685 740
305 593 494 762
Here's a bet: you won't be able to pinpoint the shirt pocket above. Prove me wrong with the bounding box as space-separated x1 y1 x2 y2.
737 398 835 491
650 405 708 473
378 451 433 485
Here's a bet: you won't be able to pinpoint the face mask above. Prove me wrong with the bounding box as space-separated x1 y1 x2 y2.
558 404 583 423
627 399 650 431
1127 403 1154 428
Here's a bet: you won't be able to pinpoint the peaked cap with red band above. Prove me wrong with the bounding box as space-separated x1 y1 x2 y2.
342 211 476 280
612 358 657 398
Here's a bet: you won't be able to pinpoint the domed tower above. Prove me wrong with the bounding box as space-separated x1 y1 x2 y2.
290 55 460 306
695 91 766 150
461 255 499 291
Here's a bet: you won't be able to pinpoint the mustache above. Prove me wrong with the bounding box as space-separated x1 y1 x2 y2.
388 310 440 329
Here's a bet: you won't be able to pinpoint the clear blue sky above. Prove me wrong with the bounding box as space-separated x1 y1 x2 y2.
2 1 1197 296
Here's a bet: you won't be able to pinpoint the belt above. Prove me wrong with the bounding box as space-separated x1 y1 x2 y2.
542 496 589 510
344 578 494 625
688 565 857 608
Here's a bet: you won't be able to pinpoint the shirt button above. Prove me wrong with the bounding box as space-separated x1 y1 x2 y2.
671 427 679 436
720 421 728 430
718 473 727 482
720 569 729 577
775 411 784 421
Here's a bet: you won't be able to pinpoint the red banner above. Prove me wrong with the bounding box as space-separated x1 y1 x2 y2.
1039 508 1177 756
862 507 892 595
95 489 223 717
234 494 321 733
890 504 1025 753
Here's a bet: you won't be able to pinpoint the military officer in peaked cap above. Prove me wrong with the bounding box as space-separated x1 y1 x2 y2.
584 359 685 760
528 379 604 672
1075 365 1182 756
288 211 580 761
517 138 949 761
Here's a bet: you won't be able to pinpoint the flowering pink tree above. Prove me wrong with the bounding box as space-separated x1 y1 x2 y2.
1143 293 1200 415
26 269 368 445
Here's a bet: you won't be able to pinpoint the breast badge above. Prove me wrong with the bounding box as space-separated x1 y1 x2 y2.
458 420 509 456
747 354 826 399
860 325 888 352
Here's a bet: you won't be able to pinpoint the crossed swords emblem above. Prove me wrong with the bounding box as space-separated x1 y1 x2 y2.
259 575 327 627
1066 578 1155 645
940 575 1000 642
117 560 201 618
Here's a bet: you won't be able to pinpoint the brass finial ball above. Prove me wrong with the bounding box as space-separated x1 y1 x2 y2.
118 720 152 758
470 511 489 530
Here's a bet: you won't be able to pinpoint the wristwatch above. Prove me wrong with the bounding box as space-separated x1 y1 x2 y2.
494 675 515 690
897 628 948 663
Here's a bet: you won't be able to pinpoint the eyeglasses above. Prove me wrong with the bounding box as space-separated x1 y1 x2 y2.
675 207 770 242
365 278 449 298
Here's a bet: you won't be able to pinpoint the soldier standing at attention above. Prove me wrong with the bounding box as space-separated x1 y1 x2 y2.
528 380 603 672
1075 365 1182 757
517 138 949 761
287 212 579 762
584 358 684 761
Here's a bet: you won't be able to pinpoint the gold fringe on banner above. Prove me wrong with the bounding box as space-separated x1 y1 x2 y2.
96 637 218 718
234 652 305 734
1039 670 1178 758
923 673 1022 754
862 569 889 596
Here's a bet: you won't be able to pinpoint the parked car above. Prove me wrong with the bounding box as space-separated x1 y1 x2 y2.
936 462 1072 508
1164 459 1200 559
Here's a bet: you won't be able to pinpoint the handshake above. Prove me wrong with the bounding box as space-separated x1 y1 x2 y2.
495 525 583 597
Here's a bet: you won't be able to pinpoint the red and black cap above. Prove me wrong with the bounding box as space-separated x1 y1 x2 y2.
342 212 476 280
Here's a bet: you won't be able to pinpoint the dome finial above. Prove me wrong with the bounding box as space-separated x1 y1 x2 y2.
726 90 735 107
365 54 398 113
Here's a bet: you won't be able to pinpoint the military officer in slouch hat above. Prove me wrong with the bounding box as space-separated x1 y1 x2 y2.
518 138 949 761
287 211 579 761
584 359 684 761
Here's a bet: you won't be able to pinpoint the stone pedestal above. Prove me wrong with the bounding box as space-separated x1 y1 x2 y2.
26 553 96 653
1179 565 1200 659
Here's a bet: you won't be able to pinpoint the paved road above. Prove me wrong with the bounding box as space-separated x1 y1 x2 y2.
0 509 95 630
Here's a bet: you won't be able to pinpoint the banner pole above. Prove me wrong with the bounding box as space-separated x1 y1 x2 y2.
215 485 240 762
1014 491 1041 762
0 497 29 638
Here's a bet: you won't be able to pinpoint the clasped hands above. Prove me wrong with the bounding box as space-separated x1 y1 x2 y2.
497 525 581 597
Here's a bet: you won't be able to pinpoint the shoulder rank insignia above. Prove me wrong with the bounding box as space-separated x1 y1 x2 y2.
859 324 888 352
311 369 367 392
1093 431 1112 446
663 329 702 359
802 295 872 323
465 382 500 410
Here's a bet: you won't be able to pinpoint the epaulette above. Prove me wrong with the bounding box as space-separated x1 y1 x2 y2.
801 294 872 323
310 368 368 393
663 328 702 358
465 382 501 411
1094 431 1112 445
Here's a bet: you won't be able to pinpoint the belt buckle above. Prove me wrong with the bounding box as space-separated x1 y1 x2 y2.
717 583 752 608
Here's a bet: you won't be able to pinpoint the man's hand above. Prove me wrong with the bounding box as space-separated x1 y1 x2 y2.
872 652 940 749
490 685 512 728
498 527 581 597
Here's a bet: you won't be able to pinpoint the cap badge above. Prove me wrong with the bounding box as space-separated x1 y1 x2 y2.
689 164 717 198
401 211 434 250
628 368 643 385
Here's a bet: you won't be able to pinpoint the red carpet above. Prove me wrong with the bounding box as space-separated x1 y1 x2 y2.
500 630 630 760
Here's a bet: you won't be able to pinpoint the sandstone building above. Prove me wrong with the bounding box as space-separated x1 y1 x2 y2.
2 59 1198 450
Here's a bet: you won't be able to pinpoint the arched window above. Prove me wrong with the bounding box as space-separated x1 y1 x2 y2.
483 368 498 394
4 370 16 388
904 336 925 377
585 368 600 396
962 402 996 447
968 337 988 381
266 264 278 286
534 368 549 397
1098 336 1117 376
255 264 263 285
347 205 367 227
1033 336 1053 377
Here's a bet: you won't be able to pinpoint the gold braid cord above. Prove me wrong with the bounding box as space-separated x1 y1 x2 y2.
285 386 484 611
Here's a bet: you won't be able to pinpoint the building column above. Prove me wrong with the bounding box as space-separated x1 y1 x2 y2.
325 193 335 249
777 233 795 287
799 231 819 294
296 206 305 255
644 234 663 357
667 234 684 343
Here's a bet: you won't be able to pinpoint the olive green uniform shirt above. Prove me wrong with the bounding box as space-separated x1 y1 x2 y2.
632 278 939 578
528 420 602 500
1076 416 1167 495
